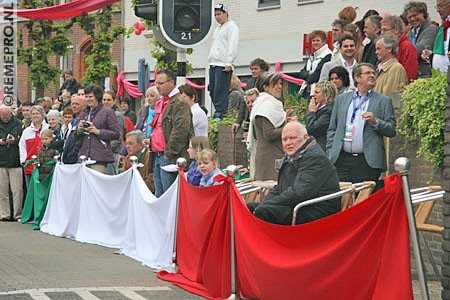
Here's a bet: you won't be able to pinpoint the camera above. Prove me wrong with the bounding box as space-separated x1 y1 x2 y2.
82 121 93 134
1 134 12 142
242 121 250 132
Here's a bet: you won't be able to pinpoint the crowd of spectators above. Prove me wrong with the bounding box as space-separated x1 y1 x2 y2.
1 1 449 225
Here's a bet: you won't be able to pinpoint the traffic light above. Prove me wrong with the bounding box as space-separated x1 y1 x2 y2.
134 0 157 24
159 0 213 48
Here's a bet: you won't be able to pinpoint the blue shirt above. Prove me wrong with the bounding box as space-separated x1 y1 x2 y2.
187 161 202 186
144 107 156 138
199 168 223 187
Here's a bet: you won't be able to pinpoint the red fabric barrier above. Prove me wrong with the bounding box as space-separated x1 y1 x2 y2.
159 174 413 300
1 0 119 20
158 175 232 299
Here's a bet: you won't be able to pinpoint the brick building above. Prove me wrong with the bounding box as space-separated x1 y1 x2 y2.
16 10 122 103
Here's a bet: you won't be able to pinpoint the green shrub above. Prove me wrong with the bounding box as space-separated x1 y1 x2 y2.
207 114 236 151
398 70 447 173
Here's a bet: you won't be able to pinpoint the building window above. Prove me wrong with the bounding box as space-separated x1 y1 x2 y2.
61 46 74 72
258 0 280 9
297 0 324 5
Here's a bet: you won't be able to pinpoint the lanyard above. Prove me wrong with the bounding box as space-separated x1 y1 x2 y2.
350 90 373 124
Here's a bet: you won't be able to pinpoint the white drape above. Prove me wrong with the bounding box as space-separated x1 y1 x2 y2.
40 163 177 269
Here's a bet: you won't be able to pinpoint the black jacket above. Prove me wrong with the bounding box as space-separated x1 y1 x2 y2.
304 103 333 152
0 116 23 168
362 35 379 67
255 137 340 225
62 120 82 164
59 79 82 96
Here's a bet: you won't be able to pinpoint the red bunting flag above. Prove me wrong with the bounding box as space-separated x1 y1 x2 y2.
0 0 119 20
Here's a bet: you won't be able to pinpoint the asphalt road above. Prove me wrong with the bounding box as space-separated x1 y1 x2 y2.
0 221 442 300
0 221 202 300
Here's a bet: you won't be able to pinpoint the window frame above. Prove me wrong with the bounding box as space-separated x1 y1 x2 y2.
257 0 281 10
297 0 324 6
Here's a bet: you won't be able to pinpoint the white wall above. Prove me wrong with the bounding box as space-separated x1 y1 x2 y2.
123 0 441 79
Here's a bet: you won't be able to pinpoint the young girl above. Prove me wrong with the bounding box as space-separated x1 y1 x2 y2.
197 149 223 187
186 136 211 186
38 129 58 182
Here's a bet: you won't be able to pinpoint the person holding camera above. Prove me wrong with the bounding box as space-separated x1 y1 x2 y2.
0 105 24 221
76 84 120 174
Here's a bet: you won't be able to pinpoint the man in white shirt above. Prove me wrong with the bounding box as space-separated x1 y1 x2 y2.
319 35 358 88
208 3 239 120
179 84 208 137
432 0 450 73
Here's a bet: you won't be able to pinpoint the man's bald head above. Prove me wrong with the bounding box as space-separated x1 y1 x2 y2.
282 122 309 156
71 95 86 115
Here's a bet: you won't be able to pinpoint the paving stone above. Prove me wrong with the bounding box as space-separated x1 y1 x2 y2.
45 292 83 300
0 294 34 300
136 289 204 300
90 291 130 300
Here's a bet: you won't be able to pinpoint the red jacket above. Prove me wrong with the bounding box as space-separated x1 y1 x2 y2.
397 33 418 82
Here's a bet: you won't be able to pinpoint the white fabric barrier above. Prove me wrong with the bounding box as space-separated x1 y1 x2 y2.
40 163 177 269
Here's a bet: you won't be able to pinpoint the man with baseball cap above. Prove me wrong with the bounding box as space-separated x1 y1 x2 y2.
208 3 239 120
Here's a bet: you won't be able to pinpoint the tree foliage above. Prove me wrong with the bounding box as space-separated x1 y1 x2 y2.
76 4 125 86
17 0 74 97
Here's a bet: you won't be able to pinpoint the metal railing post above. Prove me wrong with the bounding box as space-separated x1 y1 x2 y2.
79 155 87 166
225 165 238 299
394 157 429 300
166 157 187 273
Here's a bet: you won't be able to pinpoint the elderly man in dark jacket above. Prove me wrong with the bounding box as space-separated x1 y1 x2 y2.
250 122 340 225
0 105 24 221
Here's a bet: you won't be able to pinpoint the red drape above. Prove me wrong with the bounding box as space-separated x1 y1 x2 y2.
158 174 233 299
159 174 413 300
0 0 119 20
116 72 143 99
275 62 305 86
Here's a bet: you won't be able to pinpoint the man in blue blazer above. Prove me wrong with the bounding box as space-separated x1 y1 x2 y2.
326 63 396 183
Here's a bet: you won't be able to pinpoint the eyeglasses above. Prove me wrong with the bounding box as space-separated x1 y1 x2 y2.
380 27 394 33
435 2 450 9
361 71 377 76
154 80 170 86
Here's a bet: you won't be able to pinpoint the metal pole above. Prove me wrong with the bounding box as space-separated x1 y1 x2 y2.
176 47 187 86
225 165 238 299
166 157 187 273
394 157 429 300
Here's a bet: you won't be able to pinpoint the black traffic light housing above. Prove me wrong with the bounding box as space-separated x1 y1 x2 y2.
134 1 157 24
160 0 213 48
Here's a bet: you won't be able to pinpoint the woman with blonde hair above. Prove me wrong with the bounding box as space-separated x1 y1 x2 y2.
136 86 160 138
228 74 245 112
304 81 337 151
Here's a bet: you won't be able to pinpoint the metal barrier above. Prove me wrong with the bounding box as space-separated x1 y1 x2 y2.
291 186 355 226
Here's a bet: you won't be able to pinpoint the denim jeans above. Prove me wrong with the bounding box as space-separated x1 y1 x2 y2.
209 65 233 118
153 154 177 197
